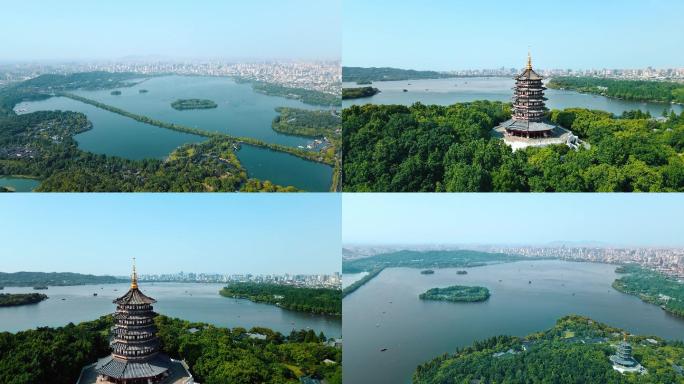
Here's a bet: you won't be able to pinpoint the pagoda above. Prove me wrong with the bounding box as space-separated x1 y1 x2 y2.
497 53 556 138
609 334 647 374
91 259 179 383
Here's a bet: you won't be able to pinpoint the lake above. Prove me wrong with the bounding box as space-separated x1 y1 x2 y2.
0 282 341 338
13 76 333 191
0 177 40 192
342 260 684 384
343 77 684 117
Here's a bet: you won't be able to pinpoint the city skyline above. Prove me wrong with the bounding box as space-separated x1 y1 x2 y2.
0 194 341 275
1 0 341 61
343 194 684 247
343 0 684 70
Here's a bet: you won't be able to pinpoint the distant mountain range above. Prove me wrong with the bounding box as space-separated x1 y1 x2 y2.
0 271 125 287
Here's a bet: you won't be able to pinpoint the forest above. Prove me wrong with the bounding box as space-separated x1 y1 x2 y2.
419 285 490 302
0 293 48 307
547 77 684 104
342 86 380 99
250 81 341 106
0 315 342 384
219 283 342 316
342 67 453 83
342 249 526 273
342 101 684 192
612 264 684 318
0 271 123 287
413 315 684 384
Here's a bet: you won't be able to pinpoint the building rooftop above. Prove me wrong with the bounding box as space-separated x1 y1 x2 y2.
77 357 195 384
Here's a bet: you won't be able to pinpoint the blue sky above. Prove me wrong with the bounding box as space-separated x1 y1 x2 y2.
344 0 684 70
343 194 684 247
1 0 341 61
0 194 340 275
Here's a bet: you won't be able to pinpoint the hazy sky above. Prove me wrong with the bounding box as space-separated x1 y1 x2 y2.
0 194 340 275
1 0 341 61
344 0 684 70
343 194 684 247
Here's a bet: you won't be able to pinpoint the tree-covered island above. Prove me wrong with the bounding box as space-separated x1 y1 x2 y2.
413 315 684 384
612 264 684 318
110 90 121 95
419 285 490 302
219 283 342 316
170 98 218 110
342 86 380 99
0 315 342 384
0 293 48 307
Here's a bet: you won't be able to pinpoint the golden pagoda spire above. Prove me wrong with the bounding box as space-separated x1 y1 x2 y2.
527 50 532 70
131 257 138 289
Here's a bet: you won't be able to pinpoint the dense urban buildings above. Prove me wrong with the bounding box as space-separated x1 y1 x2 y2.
139 271 342 289
0 60 341 94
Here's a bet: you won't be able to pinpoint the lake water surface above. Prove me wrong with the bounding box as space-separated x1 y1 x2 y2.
0 282 341 338
343 260 684 384
0 177 40 192
343 77 684 117
13 76 333 191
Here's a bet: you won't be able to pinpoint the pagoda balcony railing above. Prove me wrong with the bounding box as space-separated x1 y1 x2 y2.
514 84 544 89
115 334 156 342
117 305 153 311
514 105 546 110
115 319 154 326
112 348 157 358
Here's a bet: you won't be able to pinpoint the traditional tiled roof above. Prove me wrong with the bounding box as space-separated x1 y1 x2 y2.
516 68 543 81
95 354 170 379
114 287 157 305
499 119 556 132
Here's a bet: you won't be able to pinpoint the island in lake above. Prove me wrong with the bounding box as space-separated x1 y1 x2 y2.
219 282 341 316
419 285 490 302
420 269 435 275
170 98 218 110
456 270 468 275
110 90 121 95
342 86 380 99
138 89 148 93
0 293 48 307
414 315 681 384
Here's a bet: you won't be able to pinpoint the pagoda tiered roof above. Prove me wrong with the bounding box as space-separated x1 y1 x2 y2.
516 67 543 81
95 354 171 380
114 288 157 305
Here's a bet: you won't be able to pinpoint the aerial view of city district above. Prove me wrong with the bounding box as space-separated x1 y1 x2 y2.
0 194 342 384
0 1 341 192
342 194 684 384
3 0 684 384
